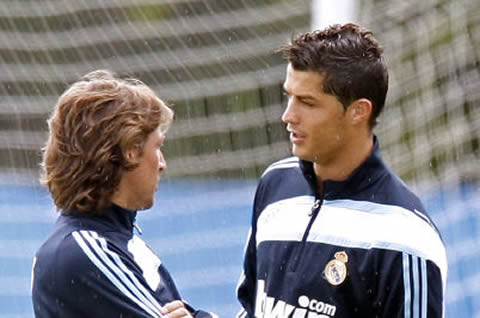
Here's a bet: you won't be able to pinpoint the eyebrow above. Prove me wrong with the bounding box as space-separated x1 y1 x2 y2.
298 95 316 102
282 86 317 100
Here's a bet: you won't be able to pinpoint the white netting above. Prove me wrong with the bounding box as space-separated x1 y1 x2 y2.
2 0 477 188
354 1 480 316
356 0 479 191
0 0 311 182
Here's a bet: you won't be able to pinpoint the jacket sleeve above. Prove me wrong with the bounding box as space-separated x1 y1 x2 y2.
374 251 445 318
236 228 257 318
236 181 266 318
191 310 218 318
183 301 218 318
33 231 167 317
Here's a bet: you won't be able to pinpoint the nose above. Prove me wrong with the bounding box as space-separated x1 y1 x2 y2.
158 152 166 172
281 98 298 125
159 161 166 172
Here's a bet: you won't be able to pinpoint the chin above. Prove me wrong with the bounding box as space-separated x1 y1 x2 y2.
144 200 154 210
136 199 154 211
291 147 307 160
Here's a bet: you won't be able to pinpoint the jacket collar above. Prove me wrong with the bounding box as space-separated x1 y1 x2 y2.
300 136 387 200
63 204 137 232
107 204 137 230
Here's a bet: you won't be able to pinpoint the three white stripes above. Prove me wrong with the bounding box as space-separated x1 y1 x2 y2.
236 308 248 318
261 157 299 177
403 252 428 318
72 230 164 317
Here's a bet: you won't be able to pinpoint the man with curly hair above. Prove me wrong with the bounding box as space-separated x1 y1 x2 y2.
32 70 216 318
236 23 447 317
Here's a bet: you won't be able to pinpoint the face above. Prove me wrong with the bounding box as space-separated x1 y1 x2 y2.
120 126 166 211
282 63 353 166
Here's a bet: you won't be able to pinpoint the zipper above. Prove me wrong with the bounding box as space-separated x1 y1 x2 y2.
308 199 320 216
289 198 322 272
133 222 143 235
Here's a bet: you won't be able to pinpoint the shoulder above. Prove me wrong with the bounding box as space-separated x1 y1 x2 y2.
254 157 312 212
32 228 105 311
384 172 425 208
34 212 131 282
258 156 304 193
374 171 443 235
34 229 104 282
260 156 300 179
318 198 447 277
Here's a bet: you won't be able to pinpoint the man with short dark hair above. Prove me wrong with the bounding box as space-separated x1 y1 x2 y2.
32 70 216 318
236 23 447 317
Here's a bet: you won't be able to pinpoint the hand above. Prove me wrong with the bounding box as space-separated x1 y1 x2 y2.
161 300 193 318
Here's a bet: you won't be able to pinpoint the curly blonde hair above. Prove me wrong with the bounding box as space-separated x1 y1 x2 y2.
41 70 173 214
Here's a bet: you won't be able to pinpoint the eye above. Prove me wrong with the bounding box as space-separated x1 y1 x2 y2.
282 90 291 99
300 99 314 107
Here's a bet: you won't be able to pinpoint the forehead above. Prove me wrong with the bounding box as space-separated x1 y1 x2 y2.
284 63 325 95
146 126 165 143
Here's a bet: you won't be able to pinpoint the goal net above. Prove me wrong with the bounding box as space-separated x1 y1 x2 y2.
1 0 477 189
0 0 311 184
356 0 479 191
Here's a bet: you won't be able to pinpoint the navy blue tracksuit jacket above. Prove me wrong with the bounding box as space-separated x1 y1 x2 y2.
32 204 215 318
237 137 447 318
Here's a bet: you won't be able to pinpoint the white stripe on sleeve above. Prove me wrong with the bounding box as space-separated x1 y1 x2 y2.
412 256 420 318
421 258 428 318
236 308 248 318
72 231 163 317
403 252 411 318
88 231 164 313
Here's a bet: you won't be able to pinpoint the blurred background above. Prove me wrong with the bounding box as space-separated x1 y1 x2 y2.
0 0 478 317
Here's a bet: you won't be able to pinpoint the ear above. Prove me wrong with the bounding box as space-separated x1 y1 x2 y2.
126 147 140 162
347 98 372 125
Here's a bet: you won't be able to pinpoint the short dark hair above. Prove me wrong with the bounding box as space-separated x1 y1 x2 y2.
41 70 174 215
278 23 388 128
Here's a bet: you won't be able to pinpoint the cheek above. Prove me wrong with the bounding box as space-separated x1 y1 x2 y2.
148 149 159 165
139 154 158 178
309 114 343 142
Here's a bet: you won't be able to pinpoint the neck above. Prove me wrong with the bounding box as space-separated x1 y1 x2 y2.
314 134 374 187
110 182 134 211
111 197 131 211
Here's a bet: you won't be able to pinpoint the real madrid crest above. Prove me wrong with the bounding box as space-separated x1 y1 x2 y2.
324 251 348 286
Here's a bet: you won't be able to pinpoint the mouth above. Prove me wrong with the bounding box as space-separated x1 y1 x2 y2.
288 130 305 144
